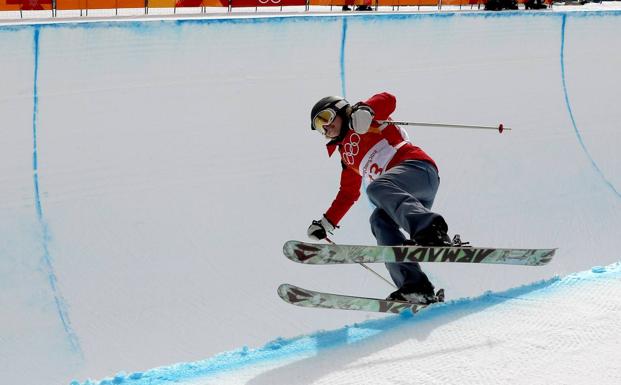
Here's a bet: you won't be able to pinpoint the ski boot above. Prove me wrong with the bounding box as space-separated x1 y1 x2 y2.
387 288 445 305
387 282 445 305
413 217 452 246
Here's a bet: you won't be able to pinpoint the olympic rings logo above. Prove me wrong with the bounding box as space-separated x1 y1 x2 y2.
342 133 361 165
258 0 281 3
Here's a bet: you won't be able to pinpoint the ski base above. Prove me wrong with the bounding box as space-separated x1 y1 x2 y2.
278 283 433 314
283 240 555 266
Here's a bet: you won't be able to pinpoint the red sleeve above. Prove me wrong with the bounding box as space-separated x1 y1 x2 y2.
324 164 362 226
363 92 396 121
382 124 408 146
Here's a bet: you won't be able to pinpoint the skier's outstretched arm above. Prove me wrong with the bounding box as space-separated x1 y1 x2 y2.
307 165 361 240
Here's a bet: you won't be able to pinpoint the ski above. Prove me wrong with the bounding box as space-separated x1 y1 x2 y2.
283 240 555 266
278 283 434 314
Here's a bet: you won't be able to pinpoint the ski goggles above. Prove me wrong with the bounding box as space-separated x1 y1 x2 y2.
312 109 337 135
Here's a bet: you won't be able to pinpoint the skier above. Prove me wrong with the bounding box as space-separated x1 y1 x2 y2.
306 92 450 304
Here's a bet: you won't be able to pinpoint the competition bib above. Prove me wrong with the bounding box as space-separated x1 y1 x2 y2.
358 139 396 185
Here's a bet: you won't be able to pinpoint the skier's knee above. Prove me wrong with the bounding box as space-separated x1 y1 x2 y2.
369 209 384 231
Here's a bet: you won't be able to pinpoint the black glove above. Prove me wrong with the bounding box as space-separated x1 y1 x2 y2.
307 216 336 241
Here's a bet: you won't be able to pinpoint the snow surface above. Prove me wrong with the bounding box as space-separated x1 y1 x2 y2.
80 262 621 385
0 9 620 385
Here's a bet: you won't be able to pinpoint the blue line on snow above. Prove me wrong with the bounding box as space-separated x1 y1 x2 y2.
559 14 621 200
340 17 348 98
337 17 377 212
31 27 82 355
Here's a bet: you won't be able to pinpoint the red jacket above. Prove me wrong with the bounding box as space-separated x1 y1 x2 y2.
324 92 437 226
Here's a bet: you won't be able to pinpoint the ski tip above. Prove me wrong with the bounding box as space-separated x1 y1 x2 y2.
282 240 302 263
277 283 288 293
282 240 292 255
282 240 328 264
278 283 291 290
277 283 295 300
282 240 305 258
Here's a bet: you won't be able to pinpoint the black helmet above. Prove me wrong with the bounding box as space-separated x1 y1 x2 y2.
310 96 350 131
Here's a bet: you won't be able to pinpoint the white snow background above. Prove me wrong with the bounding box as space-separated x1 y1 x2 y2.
0 9 620 385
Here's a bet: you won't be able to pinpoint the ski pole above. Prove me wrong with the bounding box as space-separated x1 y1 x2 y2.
325 237 397 289
377 120 510 134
